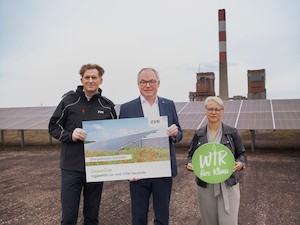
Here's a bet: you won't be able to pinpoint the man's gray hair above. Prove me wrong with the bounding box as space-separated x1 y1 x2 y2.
137 68 160 82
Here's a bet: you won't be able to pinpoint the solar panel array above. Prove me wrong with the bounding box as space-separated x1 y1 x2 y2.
85 130 159 151
0 99 300 130
0 106 55 130
177 99 300 130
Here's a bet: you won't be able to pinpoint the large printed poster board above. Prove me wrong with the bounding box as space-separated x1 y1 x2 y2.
82 116 171 182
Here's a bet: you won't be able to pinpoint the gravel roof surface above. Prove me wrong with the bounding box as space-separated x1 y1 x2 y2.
0 146 299 225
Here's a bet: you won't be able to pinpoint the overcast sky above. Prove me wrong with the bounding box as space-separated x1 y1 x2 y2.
0 0 299 108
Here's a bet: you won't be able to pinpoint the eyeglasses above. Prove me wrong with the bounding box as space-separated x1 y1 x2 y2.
206 107 223 113
139 80 157 86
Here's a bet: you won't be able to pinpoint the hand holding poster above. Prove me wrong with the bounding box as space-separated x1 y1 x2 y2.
83 116 171 182
192 143 235 184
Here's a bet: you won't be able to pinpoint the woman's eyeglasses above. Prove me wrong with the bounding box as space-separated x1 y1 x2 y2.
206 107 223 113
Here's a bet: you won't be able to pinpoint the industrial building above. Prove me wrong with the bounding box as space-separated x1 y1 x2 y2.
247 69 266 99
189 9 267 101
189 72 215 101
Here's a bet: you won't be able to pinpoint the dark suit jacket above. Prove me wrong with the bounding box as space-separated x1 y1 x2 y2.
119 96 182 177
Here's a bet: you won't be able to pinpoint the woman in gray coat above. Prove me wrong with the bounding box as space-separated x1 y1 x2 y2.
186 96 246 225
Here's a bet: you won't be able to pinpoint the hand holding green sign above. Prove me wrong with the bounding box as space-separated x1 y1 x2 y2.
191 143 235 184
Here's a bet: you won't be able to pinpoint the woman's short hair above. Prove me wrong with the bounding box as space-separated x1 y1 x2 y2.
204 96 224 109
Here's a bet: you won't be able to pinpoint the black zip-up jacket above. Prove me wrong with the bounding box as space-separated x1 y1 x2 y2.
187 123 247 187
48 86 117 172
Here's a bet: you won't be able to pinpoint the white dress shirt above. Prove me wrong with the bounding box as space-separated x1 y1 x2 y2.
140 95 160 119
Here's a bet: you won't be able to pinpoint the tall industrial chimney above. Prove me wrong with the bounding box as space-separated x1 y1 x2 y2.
218 9 229 100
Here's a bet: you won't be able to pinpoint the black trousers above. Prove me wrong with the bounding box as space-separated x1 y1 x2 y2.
61 169 103 225
130 177 173 225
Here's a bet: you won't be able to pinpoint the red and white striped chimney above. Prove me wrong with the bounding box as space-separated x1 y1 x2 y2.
218 9 229 100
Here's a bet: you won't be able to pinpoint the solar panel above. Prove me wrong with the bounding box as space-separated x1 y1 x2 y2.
180 101 204 113
0 117 33 129
237 112 274 130
272 99 300 111
222 112 239 128
85 130 158 151
0 107 54 130
141 137 169 148
273 112 300 129
175 102 189 113
0 99 300 130
178 113 205 130
244 99 274 112
224 100 241 112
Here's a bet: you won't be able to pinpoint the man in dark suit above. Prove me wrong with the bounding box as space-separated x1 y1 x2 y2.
119 68 182 225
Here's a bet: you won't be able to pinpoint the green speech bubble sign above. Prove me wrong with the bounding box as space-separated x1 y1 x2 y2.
192 143 235 184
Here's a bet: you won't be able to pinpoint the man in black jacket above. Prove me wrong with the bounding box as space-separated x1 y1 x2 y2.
49 64 117 225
